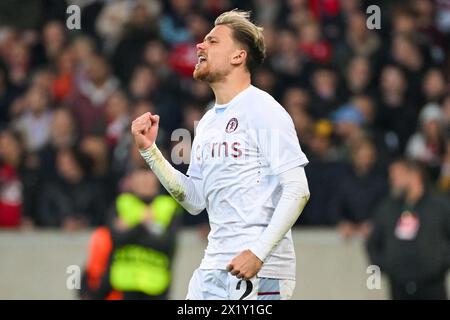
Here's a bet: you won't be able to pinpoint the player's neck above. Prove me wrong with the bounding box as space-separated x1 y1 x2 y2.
210 72 251 105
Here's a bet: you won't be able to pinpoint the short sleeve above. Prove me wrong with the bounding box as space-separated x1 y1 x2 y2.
252 100 309 175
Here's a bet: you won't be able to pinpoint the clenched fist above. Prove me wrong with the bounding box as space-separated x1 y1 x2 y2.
226 250 263 280
131 112 160 150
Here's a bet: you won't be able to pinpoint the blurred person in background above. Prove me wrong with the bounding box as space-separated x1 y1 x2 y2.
375 65 418 155
104 90 130 148
0 62 20 126
343 55 374 97
65 54 119 137
437 138 450 194
128 64 183 134
80 134 116 205
6 41 31 88
71 35 98 82
52 48 76 103
390 34 427 101
412 0 446 63
297 18 332 64
79 169 181 300
331 103 367 160
281 0 314 30
406 103 447 179
282 86 310 115
367 159 450 300
38 107 79 178
159 0 195 46
331 139 387 239
333 9 382 75
111 0 161 82
142 40 174 83
0 130 24 228
443 94 450 136
36 147 107 229
31 20 67 68
309 66 342 119
301 119 342 225
421 68 447 105
29 68 55 96
268 28 310 88
13 85 53 153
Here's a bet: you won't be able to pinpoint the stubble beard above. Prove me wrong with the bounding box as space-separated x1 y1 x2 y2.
193 63 227 83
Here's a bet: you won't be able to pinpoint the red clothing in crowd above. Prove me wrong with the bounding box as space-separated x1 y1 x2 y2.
0 164 22 227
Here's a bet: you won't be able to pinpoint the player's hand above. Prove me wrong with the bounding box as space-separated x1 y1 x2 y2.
226 250 263 280
131 112 160 150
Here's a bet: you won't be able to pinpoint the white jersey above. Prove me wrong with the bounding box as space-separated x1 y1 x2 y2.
187 85 308 280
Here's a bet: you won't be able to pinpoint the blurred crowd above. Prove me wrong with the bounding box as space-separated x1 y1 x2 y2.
0 0 450 233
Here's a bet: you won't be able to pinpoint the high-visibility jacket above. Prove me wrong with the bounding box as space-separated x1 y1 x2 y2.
80 193 181 300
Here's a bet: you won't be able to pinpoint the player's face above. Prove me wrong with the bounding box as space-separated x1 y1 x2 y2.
193 25 241 83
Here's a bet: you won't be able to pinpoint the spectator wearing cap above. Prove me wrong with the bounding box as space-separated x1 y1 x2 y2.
331 103 367 160
301 119 343 225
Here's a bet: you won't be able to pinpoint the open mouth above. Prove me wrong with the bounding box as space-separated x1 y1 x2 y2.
198 56 207 64
195 55 207 70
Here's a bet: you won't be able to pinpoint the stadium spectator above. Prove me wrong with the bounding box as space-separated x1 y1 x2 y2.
31 20 67 68
406 103 447 177
52 48 76 103
343 56 374 97
159 0 195 46
309 66 341 119
367 159 450 299
297 18 332 64
421 68 447 106
0 130 24 228
375 65 418 155
331 140 388 239
65 54 119 137
12 85 53 153
38 107 78 178
36 147 107 229
0 62 20 126
104 90 130 148
111 0 161 82
333 9 382 74
437 138 450 194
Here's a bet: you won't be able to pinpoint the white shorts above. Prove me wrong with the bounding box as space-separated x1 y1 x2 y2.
186 268 295 300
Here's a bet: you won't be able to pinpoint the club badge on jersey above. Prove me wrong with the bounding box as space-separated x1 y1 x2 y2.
225 118 238 133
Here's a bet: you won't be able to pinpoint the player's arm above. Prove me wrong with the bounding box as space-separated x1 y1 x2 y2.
139 145 205 214
227 166 309 279
131 112 205 215
249 165 309 261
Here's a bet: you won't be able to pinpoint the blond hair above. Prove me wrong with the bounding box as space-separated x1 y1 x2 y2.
215 10 266 73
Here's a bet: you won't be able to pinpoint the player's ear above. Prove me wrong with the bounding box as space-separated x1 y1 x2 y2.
231 49 247 66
